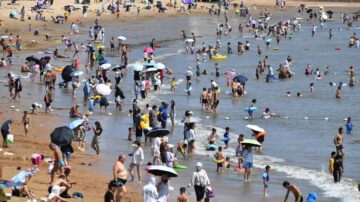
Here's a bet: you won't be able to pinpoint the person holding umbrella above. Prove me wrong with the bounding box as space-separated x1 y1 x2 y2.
128 140 144 183
156 174 170 202
189 162 210 202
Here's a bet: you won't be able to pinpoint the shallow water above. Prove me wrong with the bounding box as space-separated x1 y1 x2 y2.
1 10 360 202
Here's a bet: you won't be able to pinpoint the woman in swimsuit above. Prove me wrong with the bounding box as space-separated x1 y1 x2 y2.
22 111 30 136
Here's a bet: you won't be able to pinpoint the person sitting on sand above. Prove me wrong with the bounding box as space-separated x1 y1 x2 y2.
47 174 71 202
11 170 36 199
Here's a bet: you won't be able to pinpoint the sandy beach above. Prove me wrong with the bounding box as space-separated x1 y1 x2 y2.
1 0 360 201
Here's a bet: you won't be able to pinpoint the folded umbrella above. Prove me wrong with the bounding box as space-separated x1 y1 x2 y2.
147 128 170 138
68 119 84 129
50 126 73 146
61 65 75 82
147 165 178 177
232 75 248 84
241 139 262 147
306 9 313 13
96 84 111 96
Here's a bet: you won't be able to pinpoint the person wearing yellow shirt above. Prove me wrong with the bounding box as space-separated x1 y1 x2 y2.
328 151 336 174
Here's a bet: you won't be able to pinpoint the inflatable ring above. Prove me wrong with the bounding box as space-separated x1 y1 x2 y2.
212 158 225 164
55 67 64 73
174 164 187 169
207 144 218 151
211 55 227 61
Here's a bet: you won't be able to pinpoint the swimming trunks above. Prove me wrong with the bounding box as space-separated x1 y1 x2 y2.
244 162 253 169
54 160 65 168
115 178 127 187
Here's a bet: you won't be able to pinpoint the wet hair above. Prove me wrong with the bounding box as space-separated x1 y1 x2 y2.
225 127 229 131
331 151 336 156
225 156 230 161
64 167 71 175
180 187 186 194
265 165 270 170
283 181 290 187
108 180 117 189
147 162 153 166
339 127 343 133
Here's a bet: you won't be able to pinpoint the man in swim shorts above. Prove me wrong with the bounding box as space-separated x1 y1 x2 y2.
283 181 303 202
113 154 128 202
49 143 65 184
333 127 344 156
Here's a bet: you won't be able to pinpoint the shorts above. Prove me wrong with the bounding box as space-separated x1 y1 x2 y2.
135 127 142 137
11 188 20 197
336 145 344 150
186 76 191 81
115 178 127 187
62 152 71 161
111 44 115 49
54 160 65 168
296 196 303 202
244 162 253 169
194 185 206 201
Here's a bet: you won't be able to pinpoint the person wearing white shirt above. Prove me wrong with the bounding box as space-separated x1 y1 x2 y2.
189 162 210 202
151 137 161 165
156 175 170 202
143 176 158 202
129 141 144 182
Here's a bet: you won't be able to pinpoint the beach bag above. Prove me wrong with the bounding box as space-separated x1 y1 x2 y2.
6 134 14 144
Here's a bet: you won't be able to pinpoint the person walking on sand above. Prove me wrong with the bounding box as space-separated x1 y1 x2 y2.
189 162 210 202
128 141 144 183
22 111 30 136
282 181 303 202
113 154 128 202
49 143 65 184
91 121 102 156
334 127 344 156
1 119 13 148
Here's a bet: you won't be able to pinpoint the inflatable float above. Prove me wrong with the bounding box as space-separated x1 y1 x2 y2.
211 54 227 61
54 67 64 73
212 158 225 164
221 137 230 142
243 107 257 112
97 45 105 49
207 144 218 151
174 164 187 169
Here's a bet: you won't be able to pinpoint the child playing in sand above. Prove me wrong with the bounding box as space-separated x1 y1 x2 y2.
177 187 188 202
31 153 44 172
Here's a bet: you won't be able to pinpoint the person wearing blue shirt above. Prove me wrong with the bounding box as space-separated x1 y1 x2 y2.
345 117 353 134
223 127 230 149
1 119 13 148
262 165 270 197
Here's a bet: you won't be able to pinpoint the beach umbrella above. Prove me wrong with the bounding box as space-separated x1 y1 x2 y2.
70 71 83 77
326 11 334 15
0 180 14 189
266 38 272 43
183 116 197 123
112 64 126 71
233 75 248 84
306 9 313 13
100 63 111 70
147 128 170 138
146 67 158 72
50 126 73 146
183 0 192 4
241 139 262 147
61 65 75 82
147 165 178 177
118 36 127 41
185 38 194 43
156 63 165 70
132 63 144 71
144 47 154 53
1 35 9 39
25 56 40 63
246 124 265 132
68 119 84 129
96 84 111 96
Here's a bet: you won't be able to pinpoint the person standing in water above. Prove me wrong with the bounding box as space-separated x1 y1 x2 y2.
329 29 332 39
243 145 253 182
262 165 270 197
91 121 102 156
334 127 344 156
282 181 303 202
348 66 355 87
247 99 257 120
335 86 342 99
345 117 353 134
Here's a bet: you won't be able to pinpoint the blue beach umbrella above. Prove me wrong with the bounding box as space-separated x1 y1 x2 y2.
68 119 84 129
